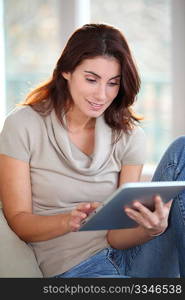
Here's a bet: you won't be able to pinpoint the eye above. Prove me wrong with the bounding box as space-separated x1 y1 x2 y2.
86 78 96 83
108 82 120 86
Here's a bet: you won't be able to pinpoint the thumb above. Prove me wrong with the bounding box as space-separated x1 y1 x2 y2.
165 199 173 209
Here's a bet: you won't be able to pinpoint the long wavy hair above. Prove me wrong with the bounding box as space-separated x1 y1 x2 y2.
21 23 142 141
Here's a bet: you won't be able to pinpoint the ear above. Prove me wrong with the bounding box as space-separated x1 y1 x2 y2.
62 72 71 80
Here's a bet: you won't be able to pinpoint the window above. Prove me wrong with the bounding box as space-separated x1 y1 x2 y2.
3 0 61 113
1 0 185 176
90 0 171 171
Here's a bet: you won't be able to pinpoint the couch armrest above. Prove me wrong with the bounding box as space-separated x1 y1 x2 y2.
0 208 43 278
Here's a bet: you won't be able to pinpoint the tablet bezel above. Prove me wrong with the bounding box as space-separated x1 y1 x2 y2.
79 181 185 231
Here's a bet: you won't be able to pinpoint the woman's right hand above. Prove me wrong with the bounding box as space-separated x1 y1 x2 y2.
66 202 100 232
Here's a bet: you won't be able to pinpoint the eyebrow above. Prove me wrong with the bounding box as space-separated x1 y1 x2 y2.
84 71 121 80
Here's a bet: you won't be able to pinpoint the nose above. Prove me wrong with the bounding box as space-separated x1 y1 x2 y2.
94 83 107 102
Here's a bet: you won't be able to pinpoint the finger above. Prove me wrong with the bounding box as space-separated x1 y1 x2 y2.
86 202 101 214
76 203 91 212
91 202 101 209
165 199 173 209
130 200 162 226
77 202 101 216
70 219 81 231
124 207 152 228
153 195 165 217
154 196 172 218
125 206 167 233
71 210 87 220
132 200 154 218
70 212 88 231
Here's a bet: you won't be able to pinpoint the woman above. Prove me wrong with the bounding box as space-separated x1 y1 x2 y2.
0 23 184 278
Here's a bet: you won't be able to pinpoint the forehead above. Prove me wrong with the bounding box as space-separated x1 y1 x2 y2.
76 56 121 78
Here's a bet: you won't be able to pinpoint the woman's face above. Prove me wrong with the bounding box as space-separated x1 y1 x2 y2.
62 56 121 119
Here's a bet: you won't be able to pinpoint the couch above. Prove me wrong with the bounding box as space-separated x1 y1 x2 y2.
0 206 43 277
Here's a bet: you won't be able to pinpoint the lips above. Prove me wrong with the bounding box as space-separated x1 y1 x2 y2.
87 100 104 109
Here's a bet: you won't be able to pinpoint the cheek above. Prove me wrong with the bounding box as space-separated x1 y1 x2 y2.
68 81 81 99
108 88 119 101
71 79 88 96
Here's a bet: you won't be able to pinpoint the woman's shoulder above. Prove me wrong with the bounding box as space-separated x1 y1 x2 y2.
120 125 146 144
130 124 146 139
0 106 48 140
4 105 45 129
6 105 40 121
115 125 147 165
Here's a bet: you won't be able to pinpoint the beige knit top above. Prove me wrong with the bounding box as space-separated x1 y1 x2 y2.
0 106 146 277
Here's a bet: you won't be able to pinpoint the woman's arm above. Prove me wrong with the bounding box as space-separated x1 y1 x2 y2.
118 164 143 185
0 154 96 243
107 165 171 249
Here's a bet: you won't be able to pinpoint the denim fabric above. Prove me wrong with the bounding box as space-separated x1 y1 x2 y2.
55 248 130 278
56 136 185 278
152 136 185 277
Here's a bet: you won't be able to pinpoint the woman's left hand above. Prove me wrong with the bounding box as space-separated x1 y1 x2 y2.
124 195 172 236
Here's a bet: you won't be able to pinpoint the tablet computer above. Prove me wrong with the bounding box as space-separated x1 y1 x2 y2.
79 181 185 231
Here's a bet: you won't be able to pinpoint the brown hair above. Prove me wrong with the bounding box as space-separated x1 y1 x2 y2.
21 23 142 140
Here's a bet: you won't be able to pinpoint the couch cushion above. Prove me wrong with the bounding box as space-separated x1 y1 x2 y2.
0 208 43 277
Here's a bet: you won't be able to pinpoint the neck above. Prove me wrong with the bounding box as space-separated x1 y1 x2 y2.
66 109 95 133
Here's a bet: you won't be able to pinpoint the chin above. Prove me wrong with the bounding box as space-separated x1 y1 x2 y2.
87 111 104 118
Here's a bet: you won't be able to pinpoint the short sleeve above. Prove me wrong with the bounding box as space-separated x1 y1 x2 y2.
120 126 147 165
0 109 31 162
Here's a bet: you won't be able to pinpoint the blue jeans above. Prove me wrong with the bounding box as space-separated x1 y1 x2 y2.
56 136 185 278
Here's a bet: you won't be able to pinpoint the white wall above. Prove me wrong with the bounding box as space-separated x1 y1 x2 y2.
58 0 90 49
0 0 6 129
171 0 185 138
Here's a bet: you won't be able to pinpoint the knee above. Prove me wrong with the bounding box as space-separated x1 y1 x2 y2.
169 136 185 152
165 136 185 165
173 136 185 145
